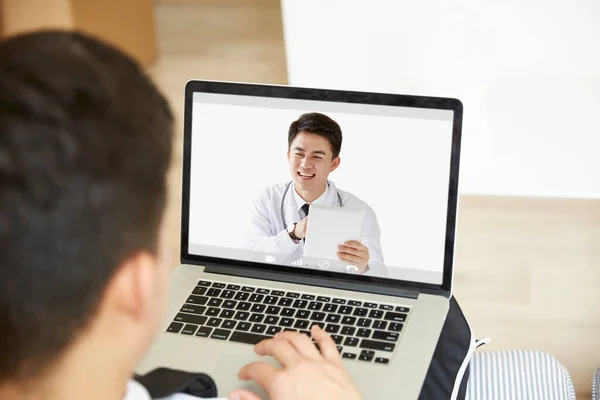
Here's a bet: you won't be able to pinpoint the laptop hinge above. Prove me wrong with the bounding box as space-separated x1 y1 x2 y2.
203 264 420 300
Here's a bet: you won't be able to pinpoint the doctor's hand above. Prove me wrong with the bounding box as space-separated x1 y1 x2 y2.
293 216 308 239
228 326 363 400
338 241 370 273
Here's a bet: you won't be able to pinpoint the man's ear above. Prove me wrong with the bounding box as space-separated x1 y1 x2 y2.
330 156 341 172
104 251 157 322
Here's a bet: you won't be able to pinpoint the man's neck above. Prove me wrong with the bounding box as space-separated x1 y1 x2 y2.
295 183 327 203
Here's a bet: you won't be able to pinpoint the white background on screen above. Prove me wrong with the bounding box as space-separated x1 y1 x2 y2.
189 102 453 273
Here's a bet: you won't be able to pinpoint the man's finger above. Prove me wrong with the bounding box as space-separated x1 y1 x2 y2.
343 240 365 250
312 325 343 366
254 337 303 367
238 361 280 390
273 331 321 360
338 252 365 265
338 245 364 257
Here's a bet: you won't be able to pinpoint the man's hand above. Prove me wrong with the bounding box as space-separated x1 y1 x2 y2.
292 216 308 239
337 241 370 273
229 326 362 400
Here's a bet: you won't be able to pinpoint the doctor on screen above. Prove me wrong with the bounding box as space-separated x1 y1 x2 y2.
245 112 385 276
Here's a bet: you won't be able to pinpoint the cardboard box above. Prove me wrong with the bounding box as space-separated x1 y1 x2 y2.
0 0 157 66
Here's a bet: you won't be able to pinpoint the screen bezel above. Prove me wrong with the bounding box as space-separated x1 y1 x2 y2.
180 80 462 295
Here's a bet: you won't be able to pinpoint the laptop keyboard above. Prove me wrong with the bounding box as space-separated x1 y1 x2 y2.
166 279 411 364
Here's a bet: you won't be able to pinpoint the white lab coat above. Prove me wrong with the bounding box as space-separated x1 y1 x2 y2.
244 180 387 277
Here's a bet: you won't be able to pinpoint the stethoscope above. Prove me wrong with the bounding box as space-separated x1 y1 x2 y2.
280 180 343 228
280 181 359 274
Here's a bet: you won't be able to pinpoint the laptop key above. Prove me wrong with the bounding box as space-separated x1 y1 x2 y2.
326 314 341 323
294 320 310 329
265 316 279 325
242 286 255 292
236 302 251 311
384 312 407 322
368 310 384 319
186 295 208 305
207 318 222 327
372 331 400 342
388 323 404 332
257 288 270 294
296 310 310 319
359 354 374 362
210 329 231 340
338 306 353 314
234 311 250 321
167 322 183 333
310 322 325 330
219 309 235 319
395 306 410 313
281 308 295 317
337 346 343 353
286 292 300 298
342 353 357 360
332 298 346 304
323 304 338 313
325 324 340 334
208 298 223 307
266 326 282 335
227 284 241 290
348 300 362 306
180 304 206 315
222 320 236 329
341 316 356 325
357 328 372 338
234 292 250 301
192 286 207 296
292 300 308 308
317 296 331 302
279 318 294 327
206 288 221 297
250 304 266 313
264 296 278 305
197 280 212 287
331 335 344 345
379 304 394 311
310 312 326 321
195 326 212 337
360 339 395 352
230 331 270 345
308 302 323 311
236 322 251 331
301 294 315 300
206 308 220 317
353 308 368 317
222 300 237 309
278 297 293 306
249 294 264 303
357 318 372 328
300 330 311 336
341 326 356 336
373 320 387 330
249 314 264 323
343 337 359 347
283 328 297 332
211 282 226 288
375 357 390 364
174 313 207 325
363 302 377 309
266 306 281 315
220 290 235 299
271 290 284 296
251 324 267 334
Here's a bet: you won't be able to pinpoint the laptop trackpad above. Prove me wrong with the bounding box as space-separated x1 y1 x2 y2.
211 352 280 400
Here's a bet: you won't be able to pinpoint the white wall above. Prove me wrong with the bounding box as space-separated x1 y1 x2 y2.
281 0 600 198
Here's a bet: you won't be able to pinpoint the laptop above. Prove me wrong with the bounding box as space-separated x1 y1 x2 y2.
137 80 463 399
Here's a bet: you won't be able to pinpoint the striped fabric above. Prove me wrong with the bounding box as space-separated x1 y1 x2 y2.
465 350 576 400
593 367 599 400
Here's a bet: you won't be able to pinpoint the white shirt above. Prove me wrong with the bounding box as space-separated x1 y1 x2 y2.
244 180 386 277
123 379 226 400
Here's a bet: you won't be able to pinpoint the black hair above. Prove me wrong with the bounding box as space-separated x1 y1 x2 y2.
288 112 342 158
0 31 173 382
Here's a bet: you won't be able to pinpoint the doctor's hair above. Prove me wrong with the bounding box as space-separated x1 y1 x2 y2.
0 31 173 383
288 112 343 158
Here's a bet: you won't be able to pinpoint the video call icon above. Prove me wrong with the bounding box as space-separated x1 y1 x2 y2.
265 255 276 263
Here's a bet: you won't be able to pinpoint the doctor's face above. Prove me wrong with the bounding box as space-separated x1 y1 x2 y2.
288 131 340 194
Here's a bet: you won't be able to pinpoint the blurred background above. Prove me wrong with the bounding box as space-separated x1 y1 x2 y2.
1 0 599 396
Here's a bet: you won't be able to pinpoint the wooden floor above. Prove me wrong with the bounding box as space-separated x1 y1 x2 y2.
149 1 600 397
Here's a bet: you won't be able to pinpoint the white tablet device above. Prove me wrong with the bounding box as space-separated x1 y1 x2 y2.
303 203 365 272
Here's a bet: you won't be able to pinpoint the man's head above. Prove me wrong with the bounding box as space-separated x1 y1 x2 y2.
287 113 342 197
0 31 173 387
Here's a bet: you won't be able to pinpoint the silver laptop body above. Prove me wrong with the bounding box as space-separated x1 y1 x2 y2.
137 80 463 399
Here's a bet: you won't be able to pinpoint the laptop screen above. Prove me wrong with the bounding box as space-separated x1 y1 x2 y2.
186 86 458 287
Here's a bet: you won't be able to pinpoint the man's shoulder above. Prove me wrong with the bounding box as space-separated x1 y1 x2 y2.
337 187 371 210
